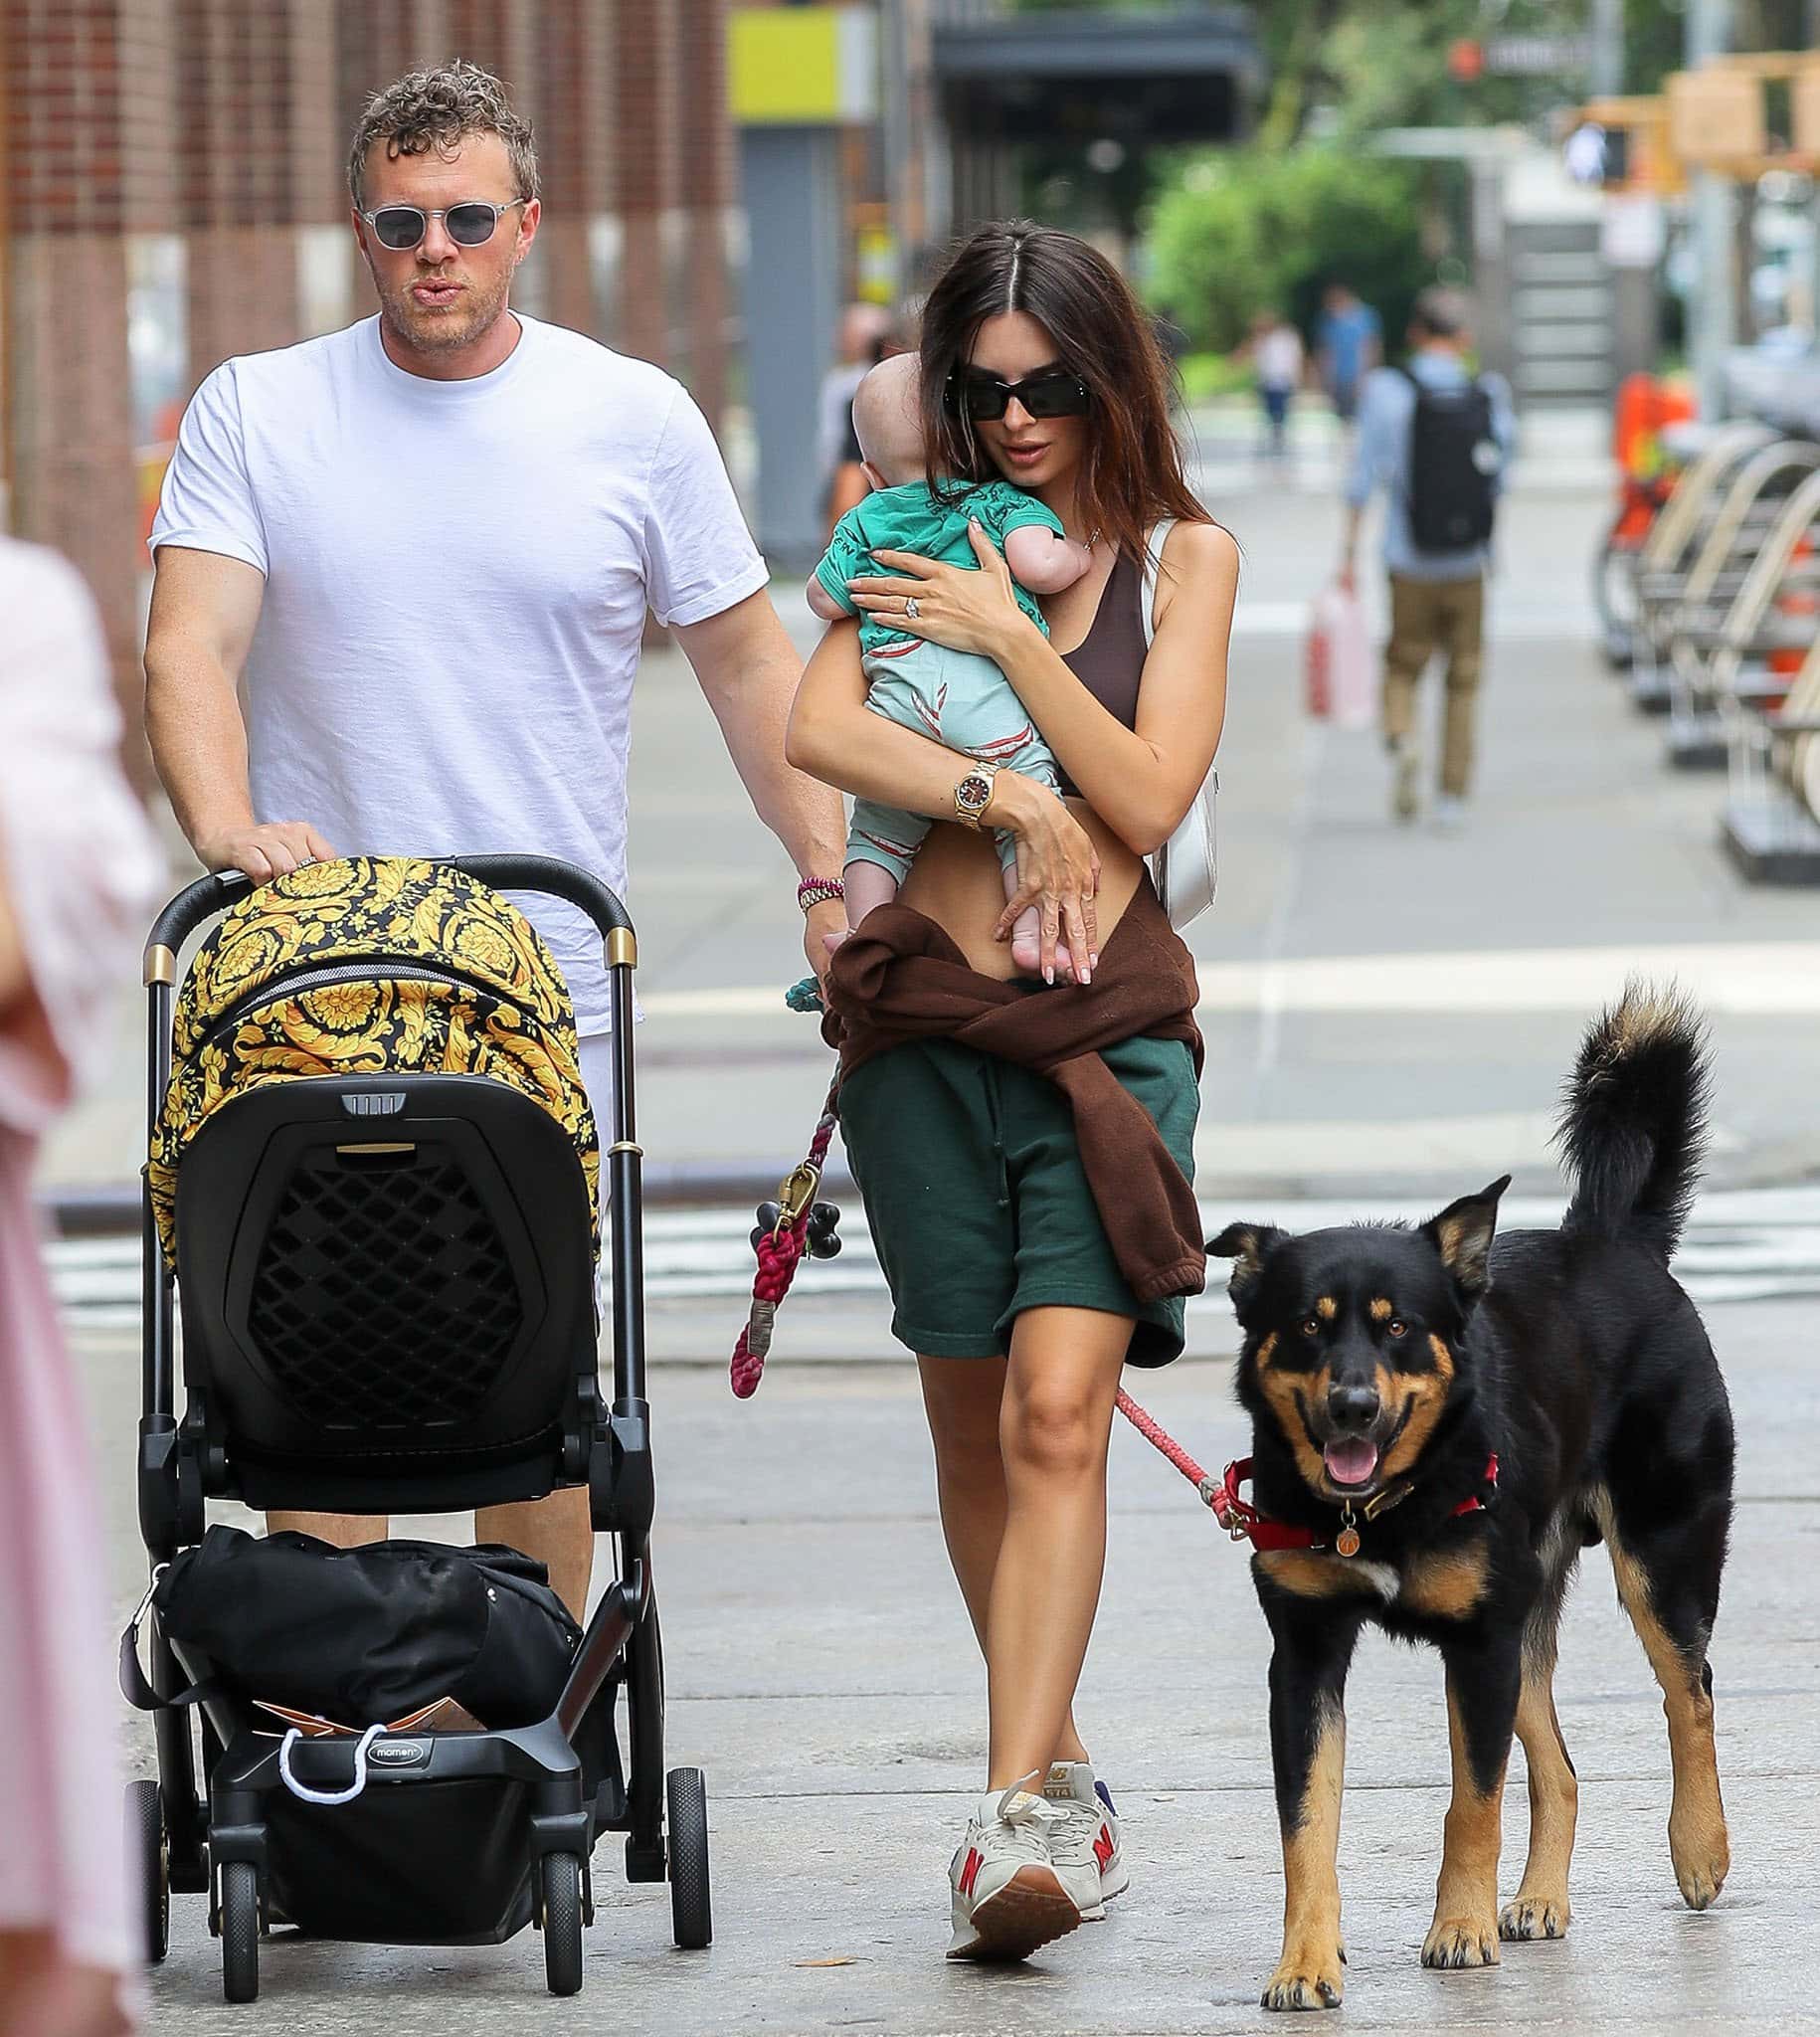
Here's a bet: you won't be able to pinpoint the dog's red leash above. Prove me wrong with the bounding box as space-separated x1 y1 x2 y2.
732 1085 1495 1553
726 1108 1276 1544
1115 1388 1248 1538
1113 1390 1346 1551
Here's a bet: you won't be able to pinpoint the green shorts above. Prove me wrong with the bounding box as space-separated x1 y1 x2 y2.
838 1031 1200 1368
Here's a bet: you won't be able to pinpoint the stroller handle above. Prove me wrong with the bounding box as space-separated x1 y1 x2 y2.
448 854 636 939
145 869 253 963
143 854 636 974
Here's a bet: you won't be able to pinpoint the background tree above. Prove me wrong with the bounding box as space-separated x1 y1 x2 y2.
1144 148 1429 357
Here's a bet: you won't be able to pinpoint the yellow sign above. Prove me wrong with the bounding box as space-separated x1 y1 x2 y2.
1667 68 1766 167
1569 94 1686 197
729 6 877 125
855 230 894 303
1794 69 1820 162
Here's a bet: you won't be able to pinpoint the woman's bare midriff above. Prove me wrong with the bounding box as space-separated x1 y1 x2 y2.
897 801 1145 980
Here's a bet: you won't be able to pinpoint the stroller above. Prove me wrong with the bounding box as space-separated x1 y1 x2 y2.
122 853 706 2001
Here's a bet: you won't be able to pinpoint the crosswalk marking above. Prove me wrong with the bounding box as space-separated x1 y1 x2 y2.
635 940 1820 1021
52 1186 1820 1331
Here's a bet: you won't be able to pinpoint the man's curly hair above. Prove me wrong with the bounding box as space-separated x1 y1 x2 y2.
347 59 539 210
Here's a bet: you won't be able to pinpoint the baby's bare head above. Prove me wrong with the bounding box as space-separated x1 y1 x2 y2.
851 353 926 489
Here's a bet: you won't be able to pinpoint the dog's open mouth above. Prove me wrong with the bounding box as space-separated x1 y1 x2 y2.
1323 1437 1381 1488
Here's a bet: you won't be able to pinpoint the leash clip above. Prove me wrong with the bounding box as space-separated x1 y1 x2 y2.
1212 1460 1260 1544
773 1161 821 1237
1197 1472 1248 1541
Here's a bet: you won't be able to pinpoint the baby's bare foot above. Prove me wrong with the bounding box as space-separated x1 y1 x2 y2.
1009 912 1075 983
823 928 852 958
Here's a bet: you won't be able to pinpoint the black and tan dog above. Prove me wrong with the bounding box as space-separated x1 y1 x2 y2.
1209 987 1733 2011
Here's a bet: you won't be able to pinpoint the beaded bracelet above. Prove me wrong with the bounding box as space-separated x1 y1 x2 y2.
797 876 845 913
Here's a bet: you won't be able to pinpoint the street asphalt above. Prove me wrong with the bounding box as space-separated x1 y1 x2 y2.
55 408 1820 2031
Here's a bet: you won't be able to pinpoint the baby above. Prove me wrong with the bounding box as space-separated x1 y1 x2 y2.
808 353 1093 977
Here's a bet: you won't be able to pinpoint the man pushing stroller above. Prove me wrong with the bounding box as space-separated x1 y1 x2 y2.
143 58 844 1610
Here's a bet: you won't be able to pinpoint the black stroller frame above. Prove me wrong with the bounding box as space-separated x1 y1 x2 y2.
126 854 707 2000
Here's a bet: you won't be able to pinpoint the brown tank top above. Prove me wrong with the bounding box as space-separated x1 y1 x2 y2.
1056 548 1146 796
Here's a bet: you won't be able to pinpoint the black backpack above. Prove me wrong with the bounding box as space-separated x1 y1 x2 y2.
1399 366 1501 553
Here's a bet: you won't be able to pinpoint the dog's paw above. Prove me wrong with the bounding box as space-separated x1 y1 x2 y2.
1261 1944 1346 2011
1499 1893 1570 1942
1672 1844 1729 1912
1670 1811 1729 1911
1421 1915 1501 1969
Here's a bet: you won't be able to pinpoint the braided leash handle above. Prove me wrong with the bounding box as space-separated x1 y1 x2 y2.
730 1086 839 1398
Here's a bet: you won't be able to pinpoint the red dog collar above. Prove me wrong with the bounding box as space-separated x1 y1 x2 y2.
1215 1454 1499 1557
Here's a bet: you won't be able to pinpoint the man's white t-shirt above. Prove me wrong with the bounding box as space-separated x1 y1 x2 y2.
150 312 769 1031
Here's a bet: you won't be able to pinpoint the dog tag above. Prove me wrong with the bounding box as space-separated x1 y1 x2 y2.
1335 1526 1361 1558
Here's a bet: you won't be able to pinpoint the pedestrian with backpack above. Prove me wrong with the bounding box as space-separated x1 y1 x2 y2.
1339 287 1515 829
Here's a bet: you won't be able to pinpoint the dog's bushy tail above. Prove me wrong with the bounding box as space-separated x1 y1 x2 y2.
1557 981 1710 1264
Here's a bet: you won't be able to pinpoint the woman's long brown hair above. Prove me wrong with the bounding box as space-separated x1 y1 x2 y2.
918 220 1209 564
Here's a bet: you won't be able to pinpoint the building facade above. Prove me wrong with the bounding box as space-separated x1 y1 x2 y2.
0 0 736 758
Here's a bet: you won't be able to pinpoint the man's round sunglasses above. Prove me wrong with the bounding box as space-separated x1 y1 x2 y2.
361 198 527 251
946 367 1092 423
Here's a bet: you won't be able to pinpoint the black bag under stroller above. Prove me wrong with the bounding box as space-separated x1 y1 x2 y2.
122 853 707 2001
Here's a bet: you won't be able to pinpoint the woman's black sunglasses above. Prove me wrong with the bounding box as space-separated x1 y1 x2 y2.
361 198 527 252
946 368 1093 423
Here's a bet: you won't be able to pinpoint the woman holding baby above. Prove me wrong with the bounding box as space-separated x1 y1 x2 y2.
788 221 1238 1960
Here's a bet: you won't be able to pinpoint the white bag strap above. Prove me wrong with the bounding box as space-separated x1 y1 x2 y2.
1140 517 1178 648
277 1723 385 1807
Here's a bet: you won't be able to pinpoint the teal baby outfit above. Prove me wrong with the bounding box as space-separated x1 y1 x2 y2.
814 478 1069 885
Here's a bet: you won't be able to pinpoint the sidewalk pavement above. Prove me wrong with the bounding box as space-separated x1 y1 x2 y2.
96 1303 1817 2036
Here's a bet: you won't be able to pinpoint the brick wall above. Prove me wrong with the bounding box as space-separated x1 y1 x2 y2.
177 0 312 386
675 0 733 424
0 0 740 755
2 0 171 765
612 0 679 368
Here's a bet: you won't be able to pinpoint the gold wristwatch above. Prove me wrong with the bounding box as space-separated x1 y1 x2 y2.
953 764 1000 830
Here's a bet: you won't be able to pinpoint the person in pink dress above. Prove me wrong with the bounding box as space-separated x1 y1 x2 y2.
0 537 163 2037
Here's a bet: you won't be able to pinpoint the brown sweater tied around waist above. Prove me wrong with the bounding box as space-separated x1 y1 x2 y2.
823 877 1206 1305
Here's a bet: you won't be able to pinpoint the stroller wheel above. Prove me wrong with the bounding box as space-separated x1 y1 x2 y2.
124 1779 169 1963
667 1767 712 1949
219 1860 260 2003
539 1852 584 1997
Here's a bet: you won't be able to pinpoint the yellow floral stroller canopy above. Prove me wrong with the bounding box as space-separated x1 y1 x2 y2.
148 857 600 1263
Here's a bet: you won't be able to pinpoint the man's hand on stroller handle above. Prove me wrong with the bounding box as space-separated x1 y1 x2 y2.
199 820 339 885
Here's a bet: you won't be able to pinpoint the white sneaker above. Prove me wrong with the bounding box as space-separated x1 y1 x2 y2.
1434 793 1467 832
947 1774 1081 1961
1042 1762 1129 1921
